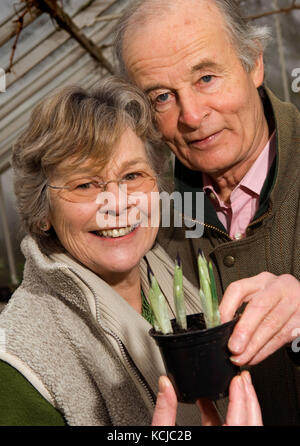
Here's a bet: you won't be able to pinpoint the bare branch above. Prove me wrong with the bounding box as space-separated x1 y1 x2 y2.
94 14 122 22
8 0 114 74
247 3 300 20
36 0 114 73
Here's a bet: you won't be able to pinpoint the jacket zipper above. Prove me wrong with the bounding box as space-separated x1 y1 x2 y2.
181 208 271 241
77 278 156 408
99 324 156 407
180 213 231 239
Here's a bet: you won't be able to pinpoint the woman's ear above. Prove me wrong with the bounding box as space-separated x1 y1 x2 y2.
40 219 51 232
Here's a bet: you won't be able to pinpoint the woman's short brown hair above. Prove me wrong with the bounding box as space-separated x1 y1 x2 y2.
12 76 169 253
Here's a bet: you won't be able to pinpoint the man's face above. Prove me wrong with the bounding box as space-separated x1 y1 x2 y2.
123 0 267 176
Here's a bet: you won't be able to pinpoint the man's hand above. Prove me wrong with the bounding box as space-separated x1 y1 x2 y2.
152 371 262 426
219 272 300 365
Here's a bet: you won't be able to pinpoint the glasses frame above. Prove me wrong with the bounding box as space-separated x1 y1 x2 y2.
47 173 157 203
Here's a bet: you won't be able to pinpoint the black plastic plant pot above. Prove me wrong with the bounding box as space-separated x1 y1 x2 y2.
149 313 239 403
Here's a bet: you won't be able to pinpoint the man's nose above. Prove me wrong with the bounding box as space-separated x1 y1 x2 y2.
178 91 210 131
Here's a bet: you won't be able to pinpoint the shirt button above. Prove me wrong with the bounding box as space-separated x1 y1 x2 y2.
234 232 243 240
223 255 235 267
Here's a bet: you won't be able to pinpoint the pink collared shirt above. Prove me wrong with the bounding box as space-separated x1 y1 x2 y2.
203 132 276 240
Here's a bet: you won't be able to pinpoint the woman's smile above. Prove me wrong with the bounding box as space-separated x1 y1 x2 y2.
89 223 140 240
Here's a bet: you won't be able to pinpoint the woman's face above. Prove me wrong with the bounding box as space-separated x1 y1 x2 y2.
47 128 159 282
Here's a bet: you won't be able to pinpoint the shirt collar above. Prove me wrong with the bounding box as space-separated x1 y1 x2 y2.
203 131 276 200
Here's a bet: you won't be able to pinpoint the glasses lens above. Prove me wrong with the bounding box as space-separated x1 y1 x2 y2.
122 173 156 194
61 179 100 203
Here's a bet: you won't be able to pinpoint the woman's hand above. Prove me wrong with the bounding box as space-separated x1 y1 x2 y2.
151 371 263 426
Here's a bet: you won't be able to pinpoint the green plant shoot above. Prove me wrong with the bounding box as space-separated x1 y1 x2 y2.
147 265 173 334
146 252 221 334
173 254 187 330
198 250 221 328
208 261 221 326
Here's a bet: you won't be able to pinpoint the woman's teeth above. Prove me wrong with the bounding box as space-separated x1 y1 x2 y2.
94 225 137 238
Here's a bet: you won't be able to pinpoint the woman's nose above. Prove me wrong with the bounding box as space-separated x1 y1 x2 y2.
98 181 129 216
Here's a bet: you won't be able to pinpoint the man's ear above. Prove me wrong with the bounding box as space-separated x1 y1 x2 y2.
251 52 265 88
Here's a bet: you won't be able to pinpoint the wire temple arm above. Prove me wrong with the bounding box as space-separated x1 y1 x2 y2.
47 184 70 190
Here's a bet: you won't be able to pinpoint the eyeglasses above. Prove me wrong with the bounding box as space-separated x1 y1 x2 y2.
47 171 157 203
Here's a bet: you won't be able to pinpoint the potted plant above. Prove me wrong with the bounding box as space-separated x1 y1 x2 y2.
148 250 239 403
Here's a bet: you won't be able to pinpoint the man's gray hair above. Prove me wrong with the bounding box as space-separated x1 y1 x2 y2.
113 0 271 77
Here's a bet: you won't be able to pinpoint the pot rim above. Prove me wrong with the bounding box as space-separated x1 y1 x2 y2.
149 313 239 340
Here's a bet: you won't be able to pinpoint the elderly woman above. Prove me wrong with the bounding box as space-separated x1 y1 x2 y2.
0 77 261 426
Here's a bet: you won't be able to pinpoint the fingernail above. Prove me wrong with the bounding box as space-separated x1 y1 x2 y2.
230 356 241 364
236 375 243 389
228 339 242 353
228 333 246 354
158 376 168 393
242 371 252 385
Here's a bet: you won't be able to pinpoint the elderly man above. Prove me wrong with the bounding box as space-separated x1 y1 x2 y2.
114 0 300 425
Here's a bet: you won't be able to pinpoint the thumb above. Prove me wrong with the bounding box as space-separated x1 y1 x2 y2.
196 398 221 426
151 376 178 426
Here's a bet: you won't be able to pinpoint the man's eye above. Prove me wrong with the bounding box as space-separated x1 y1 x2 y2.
201 75 213 83
156 93 170 103
149 91 174 111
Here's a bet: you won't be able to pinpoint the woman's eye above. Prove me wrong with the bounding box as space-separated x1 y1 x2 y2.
124 172 141 181
77 183 90 189
76 181 94 190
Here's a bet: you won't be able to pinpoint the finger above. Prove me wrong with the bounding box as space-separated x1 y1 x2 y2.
219 273 275 323
196 398 221 426
225 375 248 425
230 295 298 364
246 314 299 365
226 372 263 426
241 371 263 425
151 376 177 426
228 288 282 356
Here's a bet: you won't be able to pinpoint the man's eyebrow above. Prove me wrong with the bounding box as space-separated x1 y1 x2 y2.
144 84 173 95
191 60 222 73
144 61 222 94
